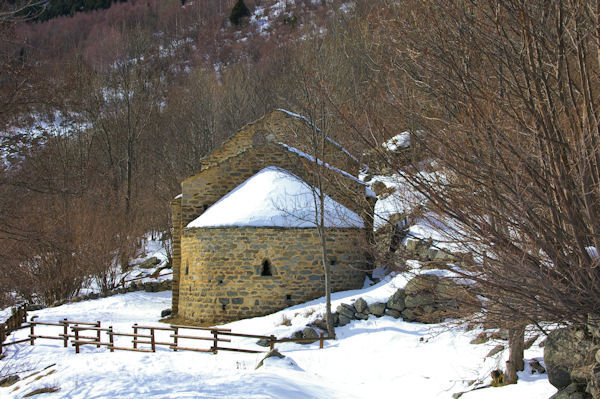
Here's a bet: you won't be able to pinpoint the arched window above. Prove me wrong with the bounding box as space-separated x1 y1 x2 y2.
261 259 273 276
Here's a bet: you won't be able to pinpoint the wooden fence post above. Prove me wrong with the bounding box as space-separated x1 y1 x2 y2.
108 327 114 353
173 327 178 351
133 323 138 349
74 327 80 354
62 319 68 348
212 330 218 354
96 321 101 348
0 323 5 354
269 335 275 351
29 321 35 345
319 332 324 349
150 328 156 352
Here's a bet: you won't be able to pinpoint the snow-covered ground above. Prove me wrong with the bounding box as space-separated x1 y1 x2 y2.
1 274 555 399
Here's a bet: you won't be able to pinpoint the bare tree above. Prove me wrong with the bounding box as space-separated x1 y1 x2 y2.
331 0 600 383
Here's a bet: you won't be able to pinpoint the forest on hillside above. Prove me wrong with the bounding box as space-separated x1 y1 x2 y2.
2 0 600 367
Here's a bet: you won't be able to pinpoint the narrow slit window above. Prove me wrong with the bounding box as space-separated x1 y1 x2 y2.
261 259 273 276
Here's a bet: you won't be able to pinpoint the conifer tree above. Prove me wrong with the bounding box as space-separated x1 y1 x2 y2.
229 0 250 26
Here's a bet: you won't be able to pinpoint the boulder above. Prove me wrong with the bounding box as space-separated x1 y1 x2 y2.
355 312 369 320
368 302 387 317
291 330 304 340
401 308 420 322
529 359 546 374
139 257 161 269
354 298 368 313
426 247 439 261
433 249 455 262
336 303 356 320
405 274 439 296
330 312 339 327
486 345 505 358
544 328 594 390
524 334 539 350
371 181 389 196
422 305 435 314
301 328 319 343
387 289 406 311
310 318 328 331
490 329 509 341
160 308 172 318
255 349 285 369
470 332 490 345
404 238 419 252
338 314 351 326
549 383 591 399
405 293 435 308
256 338 271 347
435 278 461 300
384 309 402 318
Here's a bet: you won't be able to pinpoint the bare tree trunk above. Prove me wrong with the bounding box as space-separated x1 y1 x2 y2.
505 326 525 384
318 186 336 338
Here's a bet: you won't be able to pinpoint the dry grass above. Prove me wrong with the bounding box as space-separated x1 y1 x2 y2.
23 386 60 397
279 314 292 326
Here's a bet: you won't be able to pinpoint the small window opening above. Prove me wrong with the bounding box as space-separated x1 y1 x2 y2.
330 259 336 266
222 303 226 311
286 294 292 301
185 265 189 275
261 259 273 276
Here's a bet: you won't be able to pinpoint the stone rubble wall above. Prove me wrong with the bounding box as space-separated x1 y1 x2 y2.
170 197 182 315
198 110 359 176
544 321 600 399
178 227 366 325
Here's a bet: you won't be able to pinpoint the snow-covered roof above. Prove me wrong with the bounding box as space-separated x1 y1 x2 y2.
277 142 376 198
187 167 364 229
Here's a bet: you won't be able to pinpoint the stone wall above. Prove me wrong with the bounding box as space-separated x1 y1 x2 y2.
178 227 366 325
170 197 182 315
198 110 359 176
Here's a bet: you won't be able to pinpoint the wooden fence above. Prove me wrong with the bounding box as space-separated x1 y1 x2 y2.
0 304 28 354
2 314 332 356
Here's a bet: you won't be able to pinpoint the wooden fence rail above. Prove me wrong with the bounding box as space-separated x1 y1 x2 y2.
3 316 332 356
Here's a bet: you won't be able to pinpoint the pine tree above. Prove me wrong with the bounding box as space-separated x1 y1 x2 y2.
229 0 250 26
